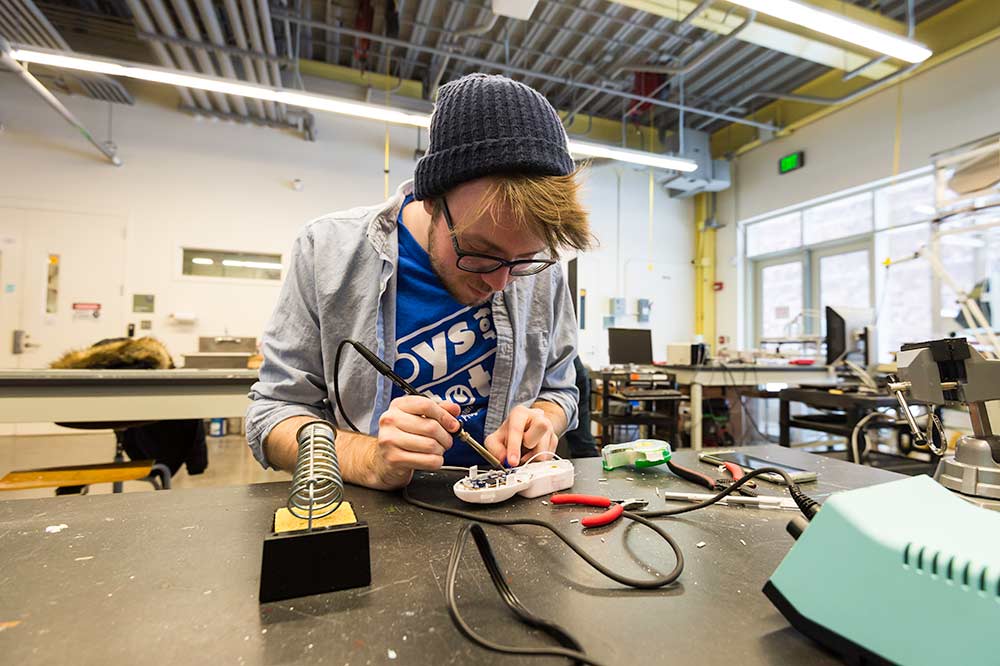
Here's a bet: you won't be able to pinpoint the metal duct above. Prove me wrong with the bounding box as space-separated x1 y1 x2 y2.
140 0 214 110
221 0 272 120
192 0 253 117
122 0 195 108
167 0 236 114
256 0 285 117
240 0 286 121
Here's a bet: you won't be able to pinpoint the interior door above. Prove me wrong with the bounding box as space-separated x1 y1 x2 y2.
0 207 126 369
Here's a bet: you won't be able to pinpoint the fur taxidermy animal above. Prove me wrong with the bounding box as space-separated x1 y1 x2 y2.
50 337 174 370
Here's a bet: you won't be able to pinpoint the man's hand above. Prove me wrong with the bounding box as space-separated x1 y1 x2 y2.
371 395 462 488
484 401 567 466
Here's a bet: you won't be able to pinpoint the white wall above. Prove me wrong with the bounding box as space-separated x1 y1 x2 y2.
574 166 694 366
0 73 694 367
715 38 1000 347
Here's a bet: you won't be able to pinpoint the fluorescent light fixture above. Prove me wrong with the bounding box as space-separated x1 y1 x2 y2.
726 0 932 63
10 47 431 128
568 140 698 172
9 45 699 172
222 259 283 270
191 257 214 265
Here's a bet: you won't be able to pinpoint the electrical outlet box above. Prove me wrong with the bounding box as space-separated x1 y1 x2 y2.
610 297 626 316
637 298 652 323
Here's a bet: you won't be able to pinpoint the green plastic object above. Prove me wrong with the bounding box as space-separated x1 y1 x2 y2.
765 475 1000 666
601 439 672 471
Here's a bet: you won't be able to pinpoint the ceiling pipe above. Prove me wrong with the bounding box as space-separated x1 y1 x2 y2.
193 0 257 117
168 0 237 114
222 0 274 120
239 0 283 120
270 10 778 132
140 0 213 110
0 39 121 166
428 11 499 97
568 7 754 124
842 0 915 81
122 0 195 108
256 0 286 120
619 11 754 77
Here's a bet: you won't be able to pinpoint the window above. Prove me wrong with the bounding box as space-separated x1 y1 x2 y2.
875 175 934 229
182 248 282 281
745 169 936 361
746 212 801 257
876 224 932 361
803 191 873 245
46 253 59 313
759 261 803 339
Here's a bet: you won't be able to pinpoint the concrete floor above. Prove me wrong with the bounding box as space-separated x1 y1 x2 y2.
0 432 290 501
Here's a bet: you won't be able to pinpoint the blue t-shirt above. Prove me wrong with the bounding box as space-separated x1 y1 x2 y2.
392 196 498 466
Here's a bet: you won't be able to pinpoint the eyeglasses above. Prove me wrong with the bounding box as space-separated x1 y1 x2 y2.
440 197 557 277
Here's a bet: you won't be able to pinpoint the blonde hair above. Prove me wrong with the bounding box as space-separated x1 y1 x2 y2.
436 165 595 255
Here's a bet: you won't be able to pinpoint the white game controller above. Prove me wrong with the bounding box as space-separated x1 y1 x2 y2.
453 458 575 504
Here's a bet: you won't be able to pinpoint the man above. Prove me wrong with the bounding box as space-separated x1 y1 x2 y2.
246 73 593 489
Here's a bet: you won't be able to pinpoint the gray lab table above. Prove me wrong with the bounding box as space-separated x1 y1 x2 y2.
0 368 258 423
0 446 900 665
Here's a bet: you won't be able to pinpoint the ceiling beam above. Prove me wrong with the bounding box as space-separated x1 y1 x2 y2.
608 0 901 79
709 0 1000 158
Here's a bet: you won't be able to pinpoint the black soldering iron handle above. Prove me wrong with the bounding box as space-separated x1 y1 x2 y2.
348 341 421 396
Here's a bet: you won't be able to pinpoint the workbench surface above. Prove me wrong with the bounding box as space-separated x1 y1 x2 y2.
0 446 899 665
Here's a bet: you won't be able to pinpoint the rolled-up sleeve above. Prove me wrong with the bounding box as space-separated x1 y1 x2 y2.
535 266 579 432
246 226 333 468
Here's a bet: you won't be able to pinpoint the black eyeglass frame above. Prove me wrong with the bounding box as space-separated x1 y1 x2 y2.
440 197 557 277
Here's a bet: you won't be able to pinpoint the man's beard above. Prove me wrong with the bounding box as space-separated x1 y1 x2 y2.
427 226 493 307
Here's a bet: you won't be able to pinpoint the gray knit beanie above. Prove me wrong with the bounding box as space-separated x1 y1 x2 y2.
413 73 575 201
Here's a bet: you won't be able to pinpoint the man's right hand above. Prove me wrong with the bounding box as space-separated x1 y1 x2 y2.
371 396 462 488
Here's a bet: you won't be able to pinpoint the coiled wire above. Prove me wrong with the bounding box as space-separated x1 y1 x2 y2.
287 421 344 527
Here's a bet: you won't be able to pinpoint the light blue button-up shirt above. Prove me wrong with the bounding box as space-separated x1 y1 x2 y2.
246 180 579 468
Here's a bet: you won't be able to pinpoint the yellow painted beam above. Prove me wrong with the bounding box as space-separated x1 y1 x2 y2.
563 112 667 153
710 0 1000 158
609 0 900 79
298 59 425 99
693 193 715 351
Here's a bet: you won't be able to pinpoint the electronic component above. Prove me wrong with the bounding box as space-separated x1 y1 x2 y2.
602 439 672 471
259 421 371 603
765 475 1000 665
453 458 575 504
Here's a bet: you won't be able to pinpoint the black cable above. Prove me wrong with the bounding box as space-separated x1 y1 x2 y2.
333 339 362 434
635 465 820 520
446 523 608 666
402 482 684 589
336 338 821 664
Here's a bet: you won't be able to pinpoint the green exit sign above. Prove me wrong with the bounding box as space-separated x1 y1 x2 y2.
779 151 805 174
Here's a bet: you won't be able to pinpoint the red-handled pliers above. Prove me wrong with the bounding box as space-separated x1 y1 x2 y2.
667 460 758 497
550 494 649 528
717 462 758 497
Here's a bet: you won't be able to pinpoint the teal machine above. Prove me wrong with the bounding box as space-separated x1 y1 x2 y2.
765 339 1000 665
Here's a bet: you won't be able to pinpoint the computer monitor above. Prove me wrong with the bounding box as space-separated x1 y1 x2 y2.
608 328 653 365
825 306 876 366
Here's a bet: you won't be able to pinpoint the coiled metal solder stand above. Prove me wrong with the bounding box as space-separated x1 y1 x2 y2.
259 420 372 603
287 421 344 529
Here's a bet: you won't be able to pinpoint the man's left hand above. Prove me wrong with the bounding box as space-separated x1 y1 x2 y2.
484 404 560 466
